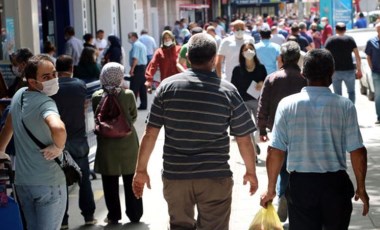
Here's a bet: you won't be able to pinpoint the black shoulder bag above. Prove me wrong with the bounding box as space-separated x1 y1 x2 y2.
20 92 82 186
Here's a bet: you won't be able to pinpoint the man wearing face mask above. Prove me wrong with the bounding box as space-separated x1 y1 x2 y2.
321 17 333 47
0 54 67 230
216 20 254 82
7 48 33 97
145 30 181 93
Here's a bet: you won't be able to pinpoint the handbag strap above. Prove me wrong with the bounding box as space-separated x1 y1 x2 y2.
20 92 63 165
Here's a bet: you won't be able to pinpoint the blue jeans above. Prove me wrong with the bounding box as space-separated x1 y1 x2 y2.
15 184 67 230
332 70 356 103
276 151 289 197
372 72 380 121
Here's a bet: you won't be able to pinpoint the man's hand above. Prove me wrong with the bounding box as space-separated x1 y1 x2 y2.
260 190 276 208
260 135 269 142
356 70 363 79
355 188 370 216
129 69 135 76
41 144 63 160
132 171 151 199
243 172 258 195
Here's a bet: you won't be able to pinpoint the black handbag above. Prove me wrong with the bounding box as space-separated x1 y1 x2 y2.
20 93 82 186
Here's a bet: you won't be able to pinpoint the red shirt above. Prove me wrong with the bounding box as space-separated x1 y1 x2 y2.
322 24 333 45
145 45 181 84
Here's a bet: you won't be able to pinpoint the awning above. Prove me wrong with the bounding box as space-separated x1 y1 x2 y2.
179 4 210 10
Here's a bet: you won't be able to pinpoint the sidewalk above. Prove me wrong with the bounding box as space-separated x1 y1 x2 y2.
67 84 380 230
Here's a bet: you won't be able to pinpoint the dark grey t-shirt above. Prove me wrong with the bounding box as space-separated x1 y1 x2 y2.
325 35 357 71
148 69 256 180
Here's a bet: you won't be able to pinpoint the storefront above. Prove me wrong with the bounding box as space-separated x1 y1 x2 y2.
231 0 287 17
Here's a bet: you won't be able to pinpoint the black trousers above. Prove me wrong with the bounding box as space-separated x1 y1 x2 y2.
287 170 354 230
101 174 143 222
130 65 147 108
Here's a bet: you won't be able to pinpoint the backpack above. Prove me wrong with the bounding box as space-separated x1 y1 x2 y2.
94 92 132 138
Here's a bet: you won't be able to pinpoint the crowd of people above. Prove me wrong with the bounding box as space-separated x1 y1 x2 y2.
0 10 376 230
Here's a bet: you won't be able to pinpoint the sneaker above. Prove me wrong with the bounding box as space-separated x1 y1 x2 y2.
85 219 97 225
375 120 380 125
277 195 288 222
60 225 69 230
104 217 119 224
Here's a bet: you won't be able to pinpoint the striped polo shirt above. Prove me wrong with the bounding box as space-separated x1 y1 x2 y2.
270 87 364 173
148 69 256 179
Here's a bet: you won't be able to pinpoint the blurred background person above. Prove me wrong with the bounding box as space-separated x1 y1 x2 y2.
139 29 157 64
52 55 96 229
103 35 122 65
74 47 101 83
145 30 181 93
43 41 57 63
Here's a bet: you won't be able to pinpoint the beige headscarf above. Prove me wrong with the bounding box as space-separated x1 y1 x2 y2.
100 62 124 94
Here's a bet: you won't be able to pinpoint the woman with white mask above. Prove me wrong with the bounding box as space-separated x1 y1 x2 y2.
231 42 267 155
145 30 181 93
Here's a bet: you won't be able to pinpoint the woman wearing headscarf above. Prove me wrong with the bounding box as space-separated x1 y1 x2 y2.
91 62 142 224
103 35 122 65
145 30 181 92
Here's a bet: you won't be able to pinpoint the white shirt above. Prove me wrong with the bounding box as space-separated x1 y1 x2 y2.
95 38 108 63
217 34 255 82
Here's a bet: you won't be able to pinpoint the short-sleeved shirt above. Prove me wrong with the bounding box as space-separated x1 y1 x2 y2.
365 36 380 74
325 35 357 71
255 39 281 75
10 88 65 185
51 77 87 141
270 87 364 173
218 34 255 82
148 69 256 180
139 35 157 56
322 24 333 45
129 40 148 66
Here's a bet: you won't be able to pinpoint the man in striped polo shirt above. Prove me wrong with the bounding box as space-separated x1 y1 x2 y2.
260 49 369 229
133 33 258 230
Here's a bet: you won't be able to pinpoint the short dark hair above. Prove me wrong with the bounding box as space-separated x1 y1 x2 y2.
141 29 148 35
259 28 271 39
128 32 138 39
43 41 56 54
24 54 54 80
96 29 104 34
14 48 33 64
83 33 94 42
79 47 96 65
64 26 75 36
187 33 216 65
303 49 335 81
335 23 346 31
56 55 73 72
190 27 203 35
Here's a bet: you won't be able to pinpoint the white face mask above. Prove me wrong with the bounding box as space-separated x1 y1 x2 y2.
235 30 244 39
321 21 327 27
164 41 173 47
38 77 59 96
243 49 256 60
